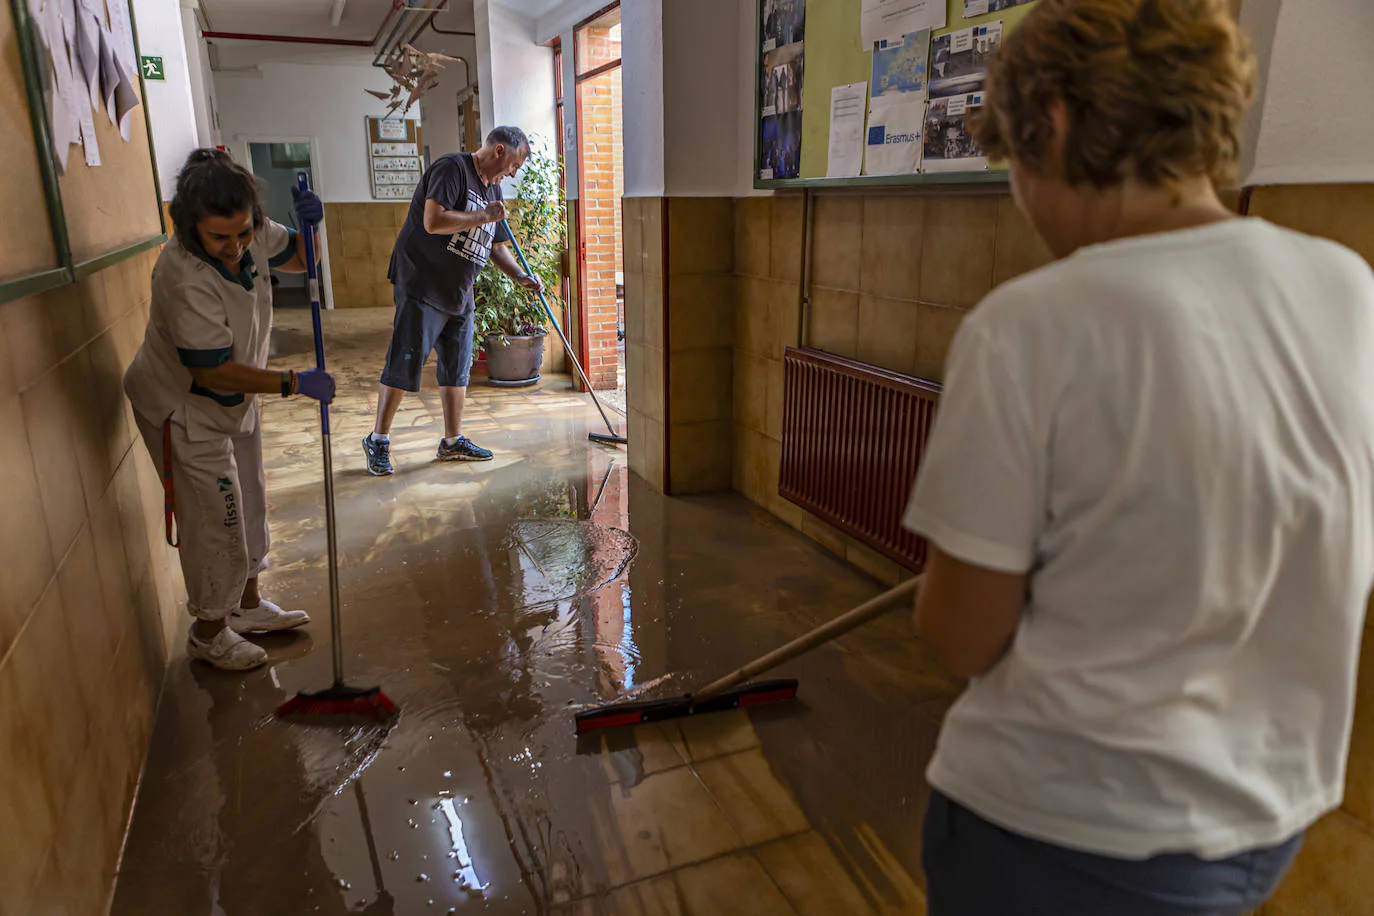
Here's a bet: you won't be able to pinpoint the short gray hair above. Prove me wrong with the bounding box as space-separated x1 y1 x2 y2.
486 125 529 154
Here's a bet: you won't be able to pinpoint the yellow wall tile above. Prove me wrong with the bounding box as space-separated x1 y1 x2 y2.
913 303 969 382
0 392 54 652
765 358 785 442
992 195 1053 288
770 194 805 282
623 197 644 274
733 350 770 434
808 287 860 358
22 369 89 563
812 195 864 292
668 198 734 275
860 195 925 301
668 274 734 350
920 196 998 307
857 296 920 376
644 272 666 349
623 269 646 346
669 420 734 493
1249 184 1374 266
644 198 665 276
669 347 733 426
735 197 772 279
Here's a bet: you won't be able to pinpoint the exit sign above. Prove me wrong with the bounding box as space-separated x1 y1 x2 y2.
140 56 164 81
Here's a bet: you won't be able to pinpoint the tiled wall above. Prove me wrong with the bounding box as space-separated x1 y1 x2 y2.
623 196 666 490
1244 183 1374 916
324 202 408 309
0 250 185 915
733 189 1051 583
624 197 735 495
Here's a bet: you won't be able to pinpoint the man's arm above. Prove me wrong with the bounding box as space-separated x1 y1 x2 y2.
913 547 1027 679
490 244 543 291
424 198 506 236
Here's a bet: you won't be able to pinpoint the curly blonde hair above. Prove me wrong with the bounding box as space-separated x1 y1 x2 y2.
971 0 1255 187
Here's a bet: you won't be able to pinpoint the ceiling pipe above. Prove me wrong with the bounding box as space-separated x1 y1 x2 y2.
329 0 347 27
427 10 474 36
373 0 449 68
202 30 373 46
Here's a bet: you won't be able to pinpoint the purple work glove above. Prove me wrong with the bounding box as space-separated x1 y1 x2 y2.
296 368 335 404
291 185 324 226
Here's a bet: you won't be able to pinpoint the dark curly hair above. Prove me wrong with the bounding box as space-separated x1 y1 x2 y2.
971 0 1256 188
168 148 264 259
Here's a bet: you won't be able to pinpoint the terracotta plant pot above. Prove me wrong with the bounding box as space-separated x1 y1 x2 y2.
484 332 546 387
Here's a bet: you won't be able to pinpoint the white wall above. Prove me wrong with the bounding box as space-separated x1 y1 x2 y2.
214 58 409 202
130 0 199 197
179 1 219 149
474 1 557 157
1242 0 1374 185
661 0 748 197
621 0 664 197
415 36 479 160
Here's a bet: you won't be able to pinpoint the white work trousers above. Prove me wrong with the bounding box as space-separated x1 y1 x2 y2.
135 415 270 621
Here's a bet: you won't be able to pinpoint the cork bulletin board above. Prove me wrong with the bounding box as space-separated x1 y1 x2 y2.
366 116 424 201
1 0 164 305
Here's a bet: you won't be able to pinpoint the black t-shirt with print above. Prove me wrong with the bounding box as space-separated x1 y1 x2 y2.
389 153 512 316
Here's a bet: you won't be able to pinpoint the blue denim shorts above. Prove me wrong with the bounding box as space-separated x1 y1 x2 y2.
379 288 474 391
922 790 1302 916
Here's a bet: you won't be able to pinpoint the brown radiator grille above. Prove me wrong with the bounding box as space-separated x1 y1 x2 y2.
779 347 942 572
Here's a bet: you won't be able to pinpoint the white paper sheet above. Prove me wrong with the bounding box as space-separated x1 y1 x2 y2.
80 104 101 165
103 0 137 73
826 81 867 178
74 3 100 110
113 55 140 141
863 97 925 175
861 0 945 46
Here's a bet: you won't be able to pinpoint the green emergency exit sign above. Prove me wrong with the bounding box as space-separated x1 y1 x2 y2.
140 56 164 81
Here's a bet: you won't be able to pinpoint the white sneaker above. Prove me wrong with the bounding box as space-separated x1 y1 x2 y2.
230 599 311 634
187 626 268 671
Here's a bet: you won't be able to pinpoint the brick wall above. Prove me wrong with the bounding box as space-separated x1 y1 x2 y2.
578 56 624 390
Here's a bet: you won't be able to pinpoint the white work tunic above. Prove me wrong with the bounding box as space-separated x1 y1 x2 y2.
124 219 296 440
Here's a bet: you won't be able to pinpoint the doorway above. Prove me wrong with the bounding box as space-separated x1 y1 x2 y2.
244 140 331 309
573 4 624 395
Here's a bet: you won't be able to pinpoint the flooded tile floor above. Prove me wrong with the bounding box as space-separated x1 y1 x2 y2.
110 308 962 915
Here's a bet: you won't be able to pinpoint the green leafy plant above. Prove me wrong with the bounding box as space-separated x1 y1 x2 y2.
474 146 567 342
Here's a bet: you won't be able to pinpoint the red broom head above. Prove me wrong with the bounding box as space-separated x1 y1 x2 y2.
275 684 398 722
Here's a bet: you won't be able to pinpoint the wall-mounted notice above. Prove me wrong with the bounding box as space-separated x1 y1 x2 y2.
963 0 1035 18
860 0 945 47
377 118 407 140
826 82 867 178
758 0 805 179
930 21 1001 99
922 91 988 172
366 117 421 200
870 29 929 103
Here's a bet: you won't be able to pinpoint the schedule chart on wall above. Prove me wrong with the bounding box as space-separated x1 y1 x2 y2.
366 117 422 200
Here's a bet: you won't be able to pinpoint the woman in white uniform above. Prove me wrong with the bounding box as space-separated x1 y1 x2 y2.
125 149 336 672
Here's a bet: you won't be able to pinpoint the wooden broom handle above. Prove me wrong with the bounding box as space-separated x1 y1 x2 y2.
695 576 922 702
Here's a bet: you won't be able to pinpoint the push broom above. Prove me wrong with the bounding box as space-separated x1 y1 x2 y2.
276 174 397 723
500 218 628 446
575 576 921 734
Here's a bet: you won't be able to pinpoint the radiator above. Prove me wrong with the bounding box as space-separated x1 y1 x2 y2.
779 347 942 572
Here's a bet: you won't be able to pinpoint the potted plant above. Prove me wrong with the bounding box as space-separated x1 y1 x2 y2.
475 147 566 387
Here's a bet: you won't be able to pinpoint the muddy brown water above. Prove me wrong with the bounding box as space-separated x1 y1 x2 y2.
108 310 960 915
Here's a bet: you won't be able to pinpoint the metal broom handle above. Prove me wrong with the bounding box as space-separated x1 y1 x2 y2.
500 218 620 434
297 173 344 686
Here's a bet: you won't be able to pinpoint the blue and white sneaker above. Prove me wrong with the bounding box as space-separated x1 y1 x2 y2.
363 434 394 476
436 436 493 462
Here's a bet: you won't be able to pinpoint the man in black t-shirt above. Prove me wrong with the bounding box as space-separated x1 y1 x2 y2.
363 126 543 475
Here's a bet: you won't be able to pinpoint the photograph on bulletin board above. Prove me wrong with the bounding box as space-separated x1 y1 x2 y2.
761 42 805 117
761 0 805 52
923 91 989 172
930 21 1002 99
962 0 1034 18
761 112 803 180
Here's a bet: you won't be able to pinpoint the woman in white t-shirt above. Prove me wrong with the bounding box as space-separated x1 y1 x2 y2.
905 1 1374 913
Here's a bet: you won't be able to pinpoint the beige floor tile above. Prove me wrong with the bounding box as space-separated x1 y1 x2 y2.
695 748 810 846
1263 810 1374 915
599 762 744 885
674 709 762 762
598 722 689 786
673 852 798 915
756 831 872 916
